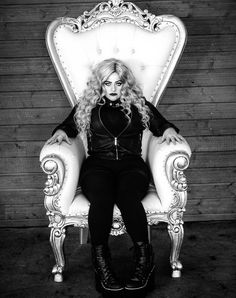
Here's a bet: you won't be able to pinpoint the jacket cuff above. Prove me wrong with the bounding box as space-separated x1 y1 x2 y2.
52 125 78 138
160 123 179 136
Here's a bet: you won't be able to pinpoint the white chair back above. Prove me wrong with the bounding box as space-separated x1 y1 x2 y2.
46 0 187 108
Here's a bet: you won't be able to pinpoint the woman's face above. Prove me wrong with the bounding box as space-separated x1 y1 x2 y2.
103 72 123 101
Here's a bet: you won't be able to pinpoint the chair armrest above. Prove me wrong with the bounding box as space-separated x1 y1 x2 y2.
39 136 86 215
147 136 191 211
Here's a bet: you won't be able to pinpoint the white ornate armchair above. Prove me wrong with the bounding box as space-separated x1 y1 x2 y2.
40 0 191 283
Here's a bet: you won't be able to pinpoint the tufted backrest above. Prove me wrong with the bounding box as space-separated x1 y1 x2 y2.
46 0 186 109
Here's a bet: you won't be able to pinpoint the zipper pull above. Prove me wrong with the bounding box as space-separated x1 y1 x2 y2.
114 137 118 146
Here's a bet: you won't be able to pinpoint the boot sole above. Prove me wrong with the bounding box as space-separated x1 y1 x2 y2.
95 271 125 297
124 265 155 295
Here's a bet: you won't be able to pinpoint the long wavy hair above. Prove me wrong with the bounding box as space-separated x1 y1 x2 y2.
74 58 150 133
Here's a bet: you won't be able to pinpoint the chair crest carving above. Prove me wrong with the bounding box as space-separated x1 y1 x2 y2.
63 0 162 33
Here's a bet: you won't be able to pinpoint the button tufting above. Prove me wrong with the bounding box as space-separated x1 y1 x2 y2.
141 65 146 71
113 47 119 53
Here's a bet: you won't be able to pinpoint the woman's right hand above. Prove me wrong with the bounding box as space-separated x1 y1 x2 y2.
46 129 72 145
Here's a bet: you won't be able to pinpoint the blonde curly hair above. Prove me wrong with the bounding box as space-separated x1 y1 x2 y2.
74 58 150 133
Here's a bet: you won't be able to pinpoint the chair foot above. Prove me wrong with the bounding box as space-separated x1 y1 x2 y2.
172 269 181 278
171 260 182 278
54 273 63 282
52 264 64 282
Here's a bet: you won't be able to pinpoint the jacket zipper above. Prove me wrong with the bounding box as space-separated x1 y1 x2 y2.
98 106 131 160
114 137 118 160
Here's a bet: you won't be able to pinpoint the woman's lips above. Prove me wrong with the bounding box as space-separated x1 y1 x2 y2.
110 93 117 96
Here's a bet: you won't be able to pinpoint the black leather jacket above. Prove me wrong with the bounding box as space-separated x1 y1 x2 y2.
53 98 179 160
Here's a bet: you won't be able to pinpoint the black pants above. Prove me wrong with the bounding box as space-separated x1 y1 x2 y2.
80 155 150 245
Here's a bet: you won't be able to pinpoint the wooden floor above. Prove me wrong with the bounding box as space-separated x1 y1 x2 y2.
0 221 235 298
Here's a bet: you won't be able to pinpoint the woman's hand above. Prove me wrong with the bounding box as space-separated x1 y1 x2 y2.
46 129 72 145
160 128 185 145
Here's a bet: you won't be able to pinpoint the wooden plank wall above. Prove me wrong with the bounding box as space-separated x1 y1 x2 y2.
0 0 236 227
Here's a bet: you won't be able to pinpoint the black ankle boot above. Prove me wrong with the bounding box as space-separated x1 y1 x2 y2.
125 242 155 296
91 244 124 296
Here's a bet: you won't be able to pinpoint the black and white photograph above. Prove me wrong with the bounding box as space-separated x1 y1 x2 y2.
0 0 235 297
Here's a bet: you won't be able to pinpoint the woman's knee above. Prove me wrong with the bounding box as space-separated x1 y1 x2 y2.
80 171 115 197
116 171 149 198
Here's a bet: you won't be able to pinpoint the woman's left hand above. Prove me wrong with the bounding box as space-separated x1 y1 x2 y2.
160 128 185 145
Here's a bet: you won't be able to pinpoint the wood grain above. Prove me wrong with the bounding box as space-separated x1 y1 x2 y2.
1 213 235 227
1 168 236 189
1 53 236 75
0 19 236 41
1 35 236 58
0 136 236 158
1 0 235 8
1 198 235 222
1 152 236 175
1 103 236 125
188 183 236 199
0 69 235 92
0 118 235 143
0 87 235 108
1 1 236 22
0 125 56 141
0 0 235 225
0 91 68 108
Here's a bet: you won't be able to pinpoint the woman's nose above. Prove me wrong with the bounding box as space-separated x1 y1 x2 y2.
111 84 116 92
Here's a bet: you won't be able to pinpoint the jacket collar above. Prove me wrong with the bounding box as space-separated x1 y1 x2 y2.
103 96 121 108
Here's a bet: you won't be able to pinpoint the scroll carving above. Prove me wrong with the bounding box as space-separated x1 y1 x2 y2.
42 159 61 196
110 217 127 236
171 155 189 191
41 157 65 212
167 153 189 232
61 0 162 33
168 192 185 232
47 210 65 228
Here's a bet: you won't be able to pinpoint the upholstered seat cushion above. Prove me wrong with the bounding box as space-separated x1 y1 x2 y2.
67 184 165 217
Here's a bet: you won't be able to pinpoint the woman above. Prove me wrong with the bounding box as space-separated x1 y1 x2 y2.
47 58 184 297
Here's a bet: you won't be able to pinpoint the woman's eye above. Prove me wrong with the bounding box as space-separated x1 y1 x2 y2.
104 82 111 86
116 82 122 86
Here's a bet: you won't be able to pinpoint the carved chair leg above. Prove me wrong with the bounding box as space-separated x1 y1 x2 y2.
50 226 66 282
79 227 89 244
148 225 152 244
168 222 184 278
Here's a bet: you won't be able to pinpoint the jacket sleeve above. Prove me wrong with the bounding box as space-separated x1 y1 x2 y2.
52 105 78 138
145 99 179 137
